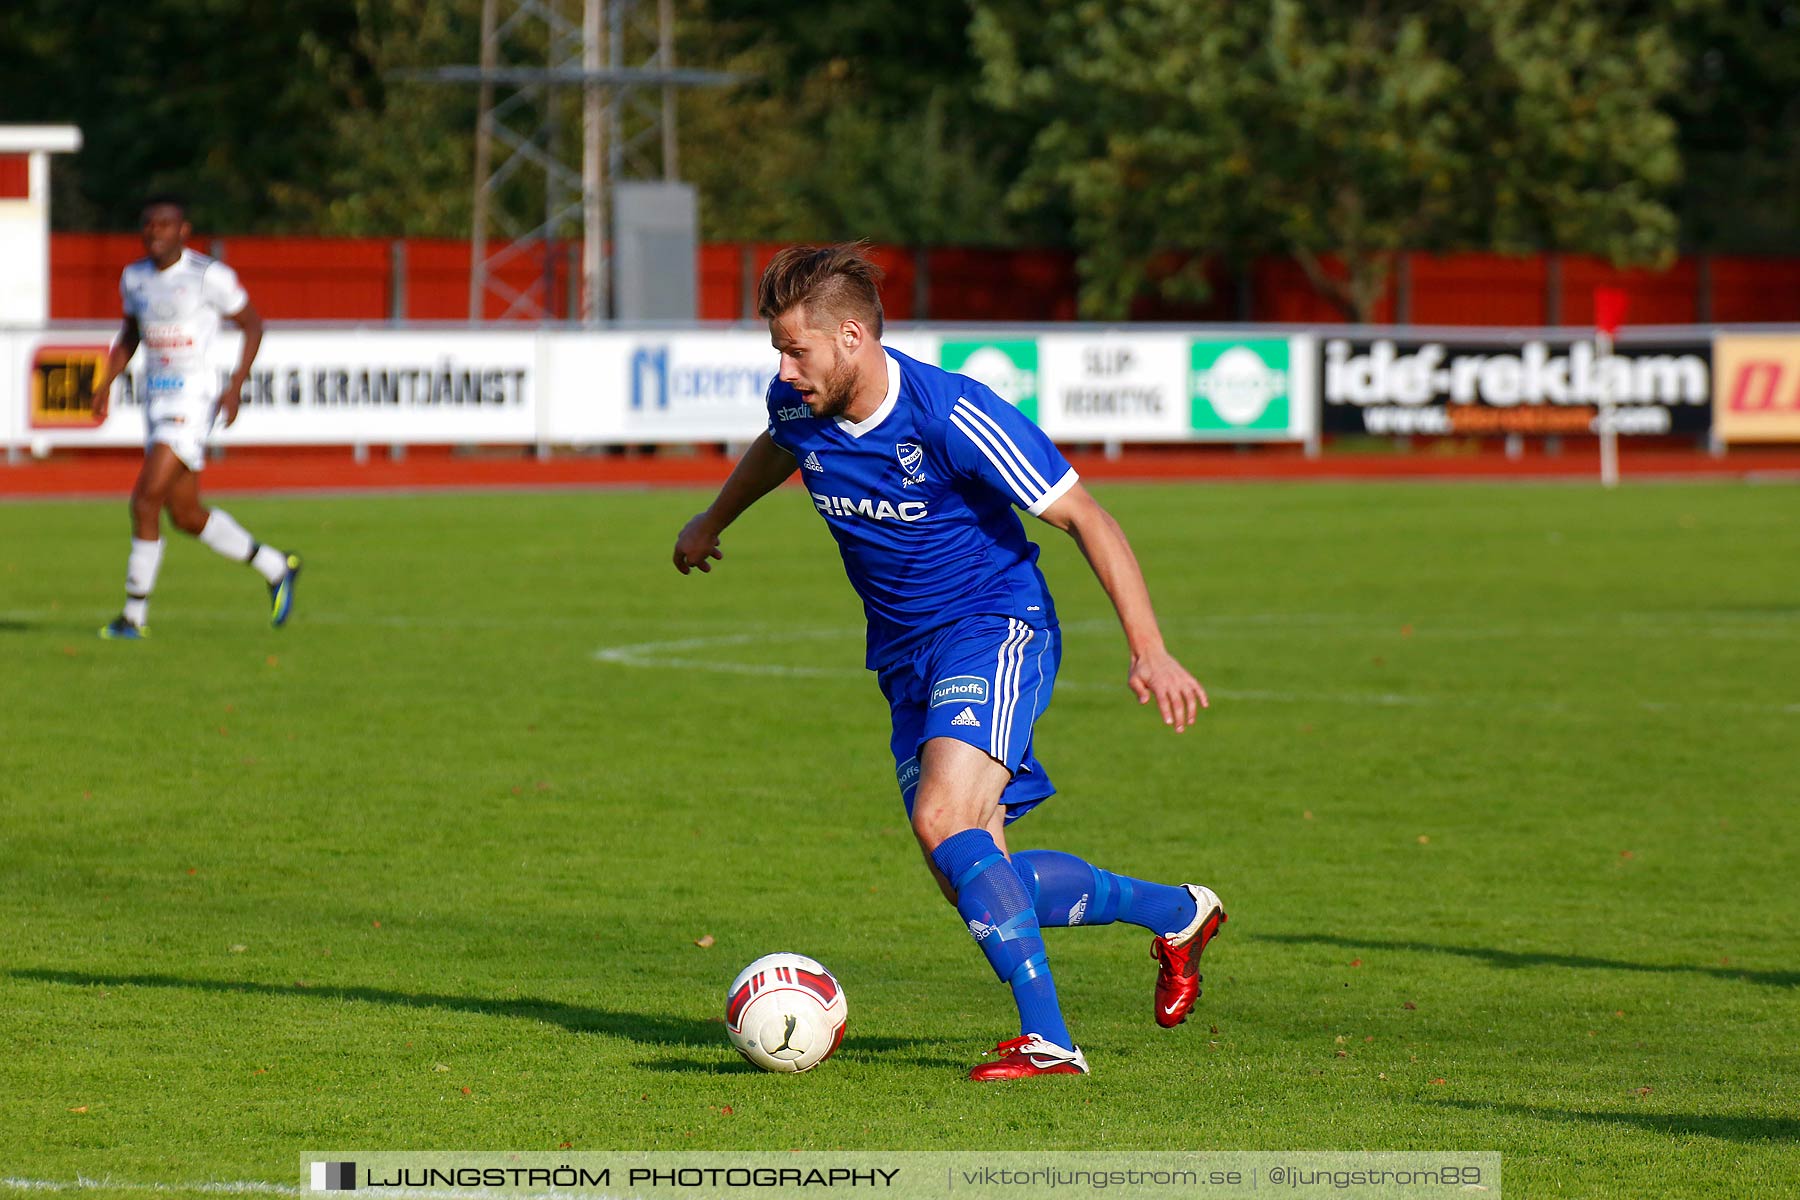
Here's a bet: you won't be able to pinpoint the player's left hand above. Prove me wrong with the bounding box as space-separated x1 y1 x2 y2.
1127 647 1209 733
218 380 244 427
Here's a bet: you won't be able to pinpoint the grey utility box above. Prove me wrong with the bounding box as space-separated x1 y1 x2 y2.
613 181 698 321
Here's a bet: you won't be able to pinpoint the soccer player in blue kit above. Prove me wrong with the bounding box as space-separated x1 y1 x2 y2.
673 245 1227 1080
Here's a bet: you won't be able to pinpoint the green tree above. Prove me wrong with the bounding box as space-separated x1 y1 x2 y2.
0 0 362 231
972 0 1686 319
268 0 483 237
1668 1 1800 253
679 0 1043 245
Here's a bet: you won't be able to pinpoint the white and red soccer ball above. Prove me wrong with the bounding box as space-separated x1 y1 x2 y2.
724 952 847 1073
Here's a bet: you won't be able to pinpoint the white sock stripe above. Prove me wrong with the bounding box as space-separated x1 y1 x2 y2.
949 409 1042 506
956 398 1053 493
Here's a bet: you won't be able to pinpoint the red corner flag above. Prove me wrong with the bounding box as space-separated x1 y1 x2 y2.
1594 286 1628 338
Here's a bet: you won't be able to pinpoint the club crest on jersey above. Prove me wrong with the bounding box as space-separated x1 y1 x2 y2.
896 442 924 477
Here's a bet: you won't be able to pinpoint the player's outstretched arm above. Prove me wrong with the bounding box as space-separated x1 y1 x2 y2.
89 317 141 424
1036 482 1209 732
673 431 798 574
219 301 264 427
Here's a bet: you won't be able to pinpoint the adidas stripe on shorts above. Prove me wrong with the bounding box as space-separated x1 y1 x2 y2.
878 612 1060 823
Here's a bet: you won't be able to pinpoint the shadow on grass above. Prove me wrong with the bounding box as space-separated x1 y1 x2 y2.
0 619 34 632
1432 1098 1800 1145
1252 934 1800 989
637 1048 967 1075
9 967 934 1052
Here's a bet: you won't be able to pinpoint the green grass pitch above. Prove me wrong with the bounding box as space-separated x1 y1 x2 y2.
2 479 1796 1199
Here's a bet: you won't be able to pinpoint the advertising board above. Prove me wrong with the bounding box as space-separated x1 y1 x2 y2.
10 327 539 450
1320 337 1712 436
1712 334 1800 443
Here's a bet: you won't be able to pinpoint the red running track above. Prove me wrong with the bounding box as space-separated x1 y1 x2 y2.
3 443 1798 499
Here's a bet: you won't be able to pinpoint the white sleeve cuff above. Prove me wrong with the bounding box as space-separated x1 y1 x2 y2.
1025 467 1080 516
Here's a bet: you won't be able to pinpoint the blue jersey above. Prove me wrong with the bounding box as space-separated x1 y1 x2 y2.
765 347 1079 669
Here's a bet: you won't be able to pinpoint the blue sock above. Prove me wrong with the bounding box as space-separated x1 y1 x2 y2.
930 829 1073 1049
1013 849 1198 936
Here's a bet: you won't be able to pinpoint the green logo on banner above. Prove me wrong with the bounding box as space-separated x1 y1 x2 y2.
1189 339 1290 433
941 339 1039 422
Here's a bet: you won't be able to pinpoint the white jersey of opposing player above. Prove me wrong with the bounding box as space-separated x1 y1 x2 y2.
119 249 248 418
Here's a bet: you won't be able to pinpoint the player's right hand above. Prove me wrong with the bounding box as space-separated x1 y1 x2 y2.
218 380 244 427
1127 647 1208 733
673 513 724 575
90 376 111 423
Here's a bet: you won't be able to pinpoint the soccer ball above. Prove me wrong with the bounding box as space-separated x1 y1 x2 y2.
724 952 847 1073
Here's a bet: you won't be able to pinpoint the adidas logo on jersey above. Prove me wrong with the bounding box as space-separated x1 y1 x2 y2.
802 451 824 472
951 707 981 728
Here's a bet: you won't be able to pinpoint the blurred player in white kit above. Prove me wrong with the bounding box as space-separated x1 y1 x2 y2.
89 194 300 639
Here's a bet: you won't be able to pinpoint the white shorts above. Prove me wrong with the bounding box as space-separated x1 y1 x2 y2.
146 403 218 472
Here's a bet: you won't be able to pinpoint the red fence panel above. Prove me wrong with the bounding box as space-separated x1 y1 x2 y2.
403 237 570 321
1559 255 1700 327
45 232 1800 329
0 155 30 199
698 243 746 321
1409 253 1547 326
927 247 1080 322
219 236 390 320
400 238 474 321
51 233 143 319
1251 255 1395 324
1709 256 1800 323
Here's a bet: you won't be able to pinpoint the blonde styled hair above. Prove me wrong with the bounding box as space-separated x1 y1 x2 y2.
756 242 884 337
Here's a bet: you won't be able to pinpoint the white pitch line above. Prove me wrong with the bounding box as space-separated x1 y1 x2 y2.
590 629 1800 717
0 608 606 632
5 607 1793 640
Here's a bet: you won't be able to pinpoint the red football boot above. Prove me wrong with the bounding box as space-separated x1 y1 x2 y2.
1151 884 1227 1028
968 1034 1090 1081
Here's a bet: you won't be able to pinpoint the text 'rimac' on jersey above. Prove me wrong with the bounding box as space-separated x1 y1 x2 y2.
764 347 1078 668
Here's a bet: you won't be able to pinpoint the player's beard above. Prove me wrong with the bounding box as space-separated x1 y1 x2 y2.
809 348 860 419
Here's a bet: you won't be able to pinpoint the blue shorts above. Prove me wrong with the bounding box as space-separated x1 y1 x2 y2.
878 614 1060 825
